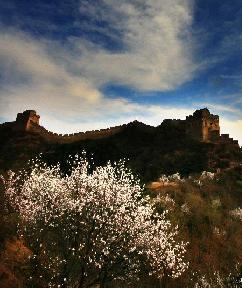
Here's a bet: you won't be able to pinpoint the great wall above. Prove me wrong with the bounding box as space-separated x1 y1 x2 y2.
1 110 130 143
29 121 127 143
0 109 240 147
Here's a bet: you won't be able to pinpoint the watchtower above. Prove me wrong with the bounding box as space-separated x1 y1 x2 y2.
185 108 220 142
15 110 40 131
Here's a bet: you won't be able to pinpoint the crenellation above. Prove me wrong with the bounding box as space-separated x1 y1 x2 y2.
185 108 220 142
15 110 40 131
7 109 240 148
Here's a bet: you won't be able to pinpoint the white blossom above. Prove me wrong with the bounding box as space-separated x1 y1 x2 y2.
200 171 215 181
230 207 242 221
3 155 188 286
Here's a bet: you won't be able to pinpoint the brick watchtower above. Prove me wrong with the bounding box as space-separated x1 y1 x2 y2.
185 108 220 142
15 110 40 131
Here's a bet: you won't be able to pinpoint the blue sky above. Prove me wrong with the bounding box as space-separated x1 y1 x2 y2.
0 0 242 143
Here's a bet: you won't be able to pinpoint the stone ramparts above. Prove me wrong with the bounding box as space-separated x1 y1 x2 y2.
29 122 127 143
219 134 239 147
1 109 240 148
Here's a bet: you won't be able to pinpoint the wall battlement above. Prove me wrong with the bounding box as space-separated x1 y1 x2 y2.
220 134 239 147
15 110 40 131
185 108 220 142
29 122 127 143
3 109 239 148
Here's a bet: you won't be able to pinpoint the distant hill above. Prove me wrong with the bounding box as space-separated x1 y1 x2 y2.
0 108 241 181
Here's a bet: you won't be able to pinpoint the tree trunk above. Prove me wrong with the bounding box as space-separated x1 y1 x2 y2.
78 267 86 288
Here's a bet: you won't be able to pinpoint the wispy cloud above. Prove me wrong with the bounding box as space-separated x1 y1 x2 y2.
194 102 240 115
0 26 193 132
0 1 242 145
0 0 197 127
74 0 197 91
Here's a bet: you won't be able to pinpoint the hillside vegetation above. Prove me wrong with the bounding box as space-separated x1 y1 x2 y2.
0 121 241 182
0 120 241 287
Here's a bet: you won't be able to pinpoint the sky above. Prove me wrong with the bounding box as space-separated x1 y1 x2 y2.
0 0 242 144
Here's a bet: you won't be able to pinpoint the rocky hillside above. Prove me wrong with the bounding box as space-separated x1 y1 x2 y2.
0 110 242 287
0 114 241 182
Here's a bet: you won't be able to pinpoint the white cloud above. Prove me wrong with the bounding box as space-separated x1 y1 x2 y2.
0 2 241 146
0 29 103 119
75 0 197 91
195 102 240 114
0 0 197 124
0 27 193 133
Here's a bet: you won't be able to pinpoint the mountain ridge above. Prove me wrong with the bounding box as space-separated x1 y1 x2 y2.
0 108 241 181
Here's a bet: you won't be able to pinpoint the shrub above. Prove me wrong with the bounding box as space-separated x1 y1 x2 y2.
3 156 188 287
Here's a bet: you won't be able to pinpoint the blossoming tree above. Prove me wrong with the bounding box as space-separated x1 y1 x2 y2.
3 156 188 287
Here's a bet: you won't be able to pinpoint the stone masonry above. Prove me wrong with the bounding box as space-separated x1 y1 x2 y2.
1 109 239 147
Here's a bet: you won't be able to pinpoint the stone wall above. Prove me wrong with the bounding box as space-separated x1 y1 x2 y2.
29 122 127 143
15 110 40 131
2 109 239 148
219 134 239 147
185 108 220 142
1 110 126 143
